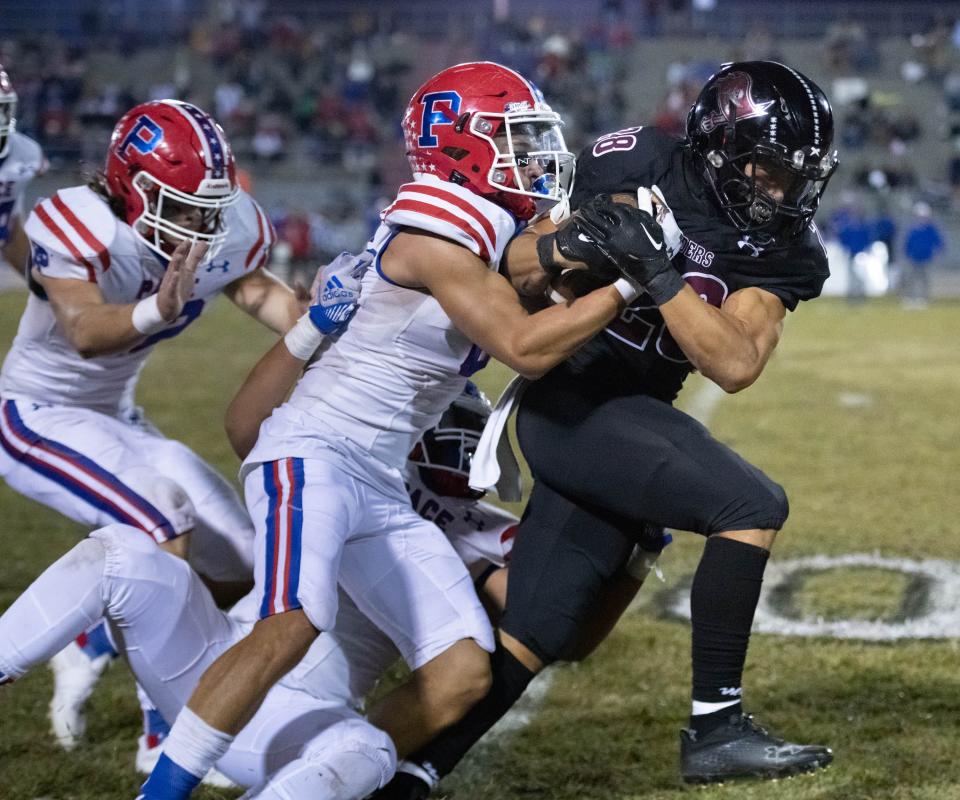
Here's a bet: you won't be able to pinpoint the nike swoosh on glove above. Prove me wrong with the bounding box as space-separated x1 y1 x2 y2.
572 195 685 305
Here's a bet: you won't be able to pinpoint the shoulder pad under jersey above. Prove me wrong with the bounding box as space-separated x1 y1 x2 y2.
4 132 46 178
572 126 680 208
226 190 275 272
25 186 117 276
381 174 518 266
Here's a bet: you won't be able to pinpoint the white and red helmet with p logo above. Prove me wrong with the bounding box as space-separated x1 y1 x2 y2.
402 61 573 220
105 100 240 257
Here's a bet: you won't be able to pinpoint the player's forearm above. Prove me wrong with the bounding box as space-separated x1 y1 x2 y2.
659 287 774 393
56 301 146 358
227 269 302 334
2 222 30 277
498 286 625 379
225 337 305 459
503 217 583 298
504 227 552 297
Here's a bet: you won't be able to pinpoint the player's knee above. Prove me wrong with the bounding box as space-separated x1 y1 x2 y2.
304 717 397 780
502 607 574 666
64 533 110 574
426 639 492 724
709 476 789 534
760 480 789 529
115 466 197 538
251 611 319 671
90 522 161 556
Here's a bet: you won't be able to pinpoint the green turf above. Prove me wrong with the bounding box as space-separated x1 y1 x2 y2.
1 291 960 798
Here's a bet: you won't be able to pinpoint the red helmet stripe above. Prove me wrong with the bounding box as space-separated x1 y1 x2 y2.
388 199 490 262
52 193 110 272
400 184 498 255
33 203 96 282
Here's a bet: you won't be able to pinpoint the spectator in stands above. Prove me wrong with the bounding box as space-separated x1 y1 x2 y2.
902 201 944 308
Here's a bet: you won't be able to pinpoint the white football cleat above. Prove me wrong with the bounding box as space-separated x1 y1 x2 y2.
48 641 112 750
135 736 239 789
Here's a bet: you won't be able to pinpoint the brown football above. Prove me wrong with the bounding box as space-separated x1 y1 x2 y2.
549 268 615 301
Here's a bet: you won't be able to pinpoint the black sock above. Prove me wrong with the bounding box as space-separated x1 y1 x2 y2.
689 536 769 733
690 702 743 737
406 642 536 778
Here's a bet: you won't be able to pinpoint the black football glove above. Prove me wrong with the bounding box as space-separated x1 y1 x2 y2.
537 214 621 282
572 195 685 305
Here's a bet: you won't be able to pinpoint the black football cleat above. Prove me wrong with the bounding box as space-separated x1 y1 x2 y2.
680 712 833 784
369 771 431 800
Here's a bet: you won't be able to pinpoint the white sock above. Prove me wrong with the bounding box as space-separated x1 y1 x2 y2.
691 698 741 716
161 706 234 779
0 538 106 679
397 760 439 789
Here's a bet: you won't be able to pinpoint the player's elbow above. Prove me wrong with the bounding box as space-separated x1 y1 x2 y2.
499 337 553 379
713 364 760 394
504 356 550 380
69 330 105 359
224 404 257 461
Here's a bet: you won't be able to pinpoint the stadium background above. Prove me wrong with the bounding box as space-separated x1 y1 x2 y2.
2 1 960 798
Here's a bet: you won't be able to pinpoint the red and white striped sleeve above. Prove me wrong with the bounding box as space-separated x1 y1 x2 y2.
381 176 518 267
24 187 116 283
244 196 276 272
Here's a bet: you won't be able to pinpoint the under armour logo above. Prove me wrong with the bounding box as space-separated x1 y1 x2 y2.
463 509 487 530
205 259 230 273
737 237 764 257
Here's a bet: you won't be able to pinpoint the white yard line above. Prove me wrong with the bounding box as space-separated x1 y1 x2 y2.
483 378 725 743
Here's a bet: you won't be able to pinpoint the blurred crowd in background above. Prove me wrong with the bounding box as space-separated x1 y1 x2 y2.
2 0 958 297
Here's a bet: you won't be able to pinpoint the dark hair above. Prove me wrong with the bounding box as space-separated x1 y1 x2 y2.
85 169 127 220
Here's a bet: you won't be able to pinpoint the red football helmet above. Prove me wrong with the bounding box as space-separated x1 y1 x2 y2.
402 61 573 220
0 64 18 159
105 100 240 258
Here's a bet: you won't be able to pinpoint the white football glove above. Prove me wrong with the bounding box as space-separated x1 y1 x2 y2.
285 251 369 360
637 184 683 260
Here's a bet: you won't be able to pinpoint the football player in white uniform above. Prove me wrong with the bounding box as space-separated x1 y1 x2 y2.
0 100 307 768
139 61 641 800
0 63 46 277
0 388 520 799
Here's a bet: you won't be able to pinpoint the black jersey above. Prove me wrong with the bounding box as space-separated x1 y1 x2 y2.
564 125 829 403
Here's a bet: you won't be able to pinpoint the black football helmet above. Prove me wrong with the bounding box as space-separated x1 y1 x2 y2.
408 381 492 500
686 61 839 239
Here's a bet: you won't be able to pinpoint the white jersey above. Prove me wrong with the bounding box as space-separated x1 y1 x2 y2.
0 132 45 248
0 185 275 415
245 173 519 473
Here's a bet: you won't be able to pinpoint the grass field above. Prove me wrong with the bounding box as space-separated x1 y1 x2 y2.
2 290 960 799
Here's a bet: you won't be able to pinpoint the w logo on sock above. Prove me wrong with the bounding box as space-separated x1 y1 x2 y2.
719 687 743 697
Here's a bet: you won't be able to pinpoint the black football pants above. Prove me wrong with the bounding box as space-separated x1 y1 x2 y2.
501 366 788 664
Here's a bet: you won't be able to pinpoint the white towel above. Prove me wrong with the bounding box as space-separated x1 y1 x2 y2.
469 375 528 502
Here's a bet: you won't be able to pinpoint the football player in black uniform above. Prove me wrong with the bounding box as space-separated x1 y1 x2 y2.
375 61 840 796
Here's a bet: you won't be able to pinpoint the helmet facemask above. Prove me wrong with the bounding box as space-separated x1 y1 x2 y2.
0 89 17 159
130 170 240 260
470 112 575 212
408 386 492 500
706 140 837 237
